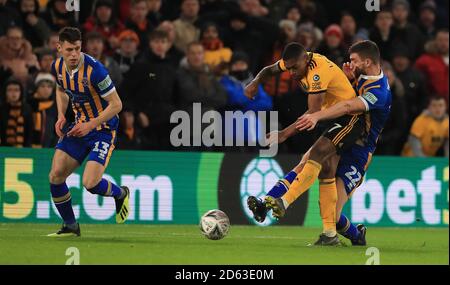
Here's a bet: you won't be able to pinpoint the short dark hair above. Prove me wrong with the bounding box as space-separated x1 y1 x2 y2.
59 27 82 44
428 95 446 105
149 29 168 42
282 42 307 61
84 31 104 43
349 40 380 64
186 41 203 52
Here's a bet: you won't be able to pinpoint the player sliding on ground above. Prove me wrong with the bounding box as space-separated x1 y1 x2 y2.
245 42 367 245
266 40 391 246
47 27 130 237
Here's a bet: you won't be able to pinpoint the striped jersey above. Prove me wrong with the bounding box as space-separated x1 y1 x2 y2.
355 71 392 154
51 53 119 131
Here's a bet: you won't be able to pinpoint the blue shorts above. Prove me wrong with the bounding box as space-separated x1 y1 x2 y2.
56 128 117 167
336 145 372 197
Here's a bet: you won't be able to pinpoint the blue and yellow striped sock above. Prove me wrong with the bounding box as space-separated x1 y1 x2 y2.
336 214 360 242
87 179 123 198
50 182 76 225
266 171 297 198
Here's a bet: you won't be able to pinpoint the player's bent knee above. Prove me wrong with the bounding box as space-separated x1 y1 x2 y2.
83 177 101 191
49 168 67 185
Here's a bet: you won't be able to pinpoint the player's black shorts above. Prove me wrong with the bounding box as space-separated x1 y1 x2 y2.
319 114 366 154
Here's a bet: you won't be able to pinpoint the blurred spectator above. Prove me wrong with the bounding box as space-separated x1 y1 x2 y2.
201 22 232 71
370 8 396 61
84 31 123 86
176 42 227 117
402 96 449 157
125 0 152 51
376 61 409 155
296 23 320 52
220 51 272 146
294 0 328 29
0 0 22 37
391 44 428 126
221 52 272 112
284 4 301 26
83 0 125 56
0 26 39 85
0 78 33 147
121 29 177 149
116 104 145 150
41 0 77 32
173 0 200 53
19 0 51 47
264 19 298 97
113 29 140 76
239 0 268 18
418 1 438 41
317 24 347 67
415 29 449 103
157 20 184 67
147 0 163 28
391 0 425 60
223 11 267 74
339 11 368 50
28 72 57 148
45 31 59 54
35 48 56 74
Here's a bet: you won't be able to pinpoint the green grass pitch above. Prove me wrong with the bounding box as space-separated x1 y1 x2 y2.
0 223 447 265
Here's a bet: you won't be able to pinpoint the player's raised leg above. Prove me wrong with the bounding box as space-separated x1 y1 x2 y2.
82 159 130 224
247 151 310 223
48 149 81 237
266 136 337 219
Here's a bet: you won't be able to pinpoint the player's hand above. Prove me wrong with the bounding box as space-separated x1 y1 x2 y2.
295 114 319 131
244 81 258 100
342 62 355 81
55 116 66 137
67 122 95 137
265 130 287 146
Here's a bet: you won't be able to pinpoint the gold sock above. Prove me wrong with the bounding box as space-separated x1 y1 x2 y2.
282 160 322 206
319 179 338 236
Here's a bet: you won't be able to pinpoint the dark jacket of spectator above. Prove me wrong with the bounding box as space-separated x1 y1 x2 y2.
176 61 227 112
19 0 51 47
41 0 78 32
120 50 178 148
0 1 22 37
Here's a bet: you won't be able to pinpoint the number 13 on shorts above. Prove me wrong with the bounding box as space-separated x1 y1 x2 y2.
92 141 111 161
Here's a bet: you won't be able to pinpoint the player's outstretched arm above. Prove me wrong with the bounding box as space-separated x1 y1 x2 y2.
296 97 366 131
245 62 282 100
55 86 69 137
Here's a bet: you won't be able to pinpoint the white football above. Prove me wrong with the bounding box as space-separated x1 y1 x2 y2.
200 209 230 240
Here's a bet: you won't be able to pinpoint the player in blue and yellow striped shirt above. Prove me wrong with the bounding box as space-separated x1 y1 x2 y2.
47 27 129 237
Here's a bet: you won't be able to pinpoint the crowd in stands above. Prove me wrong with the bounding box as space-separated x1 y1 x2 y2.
0 0 448 157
